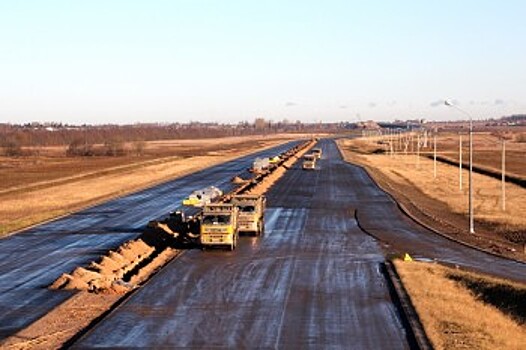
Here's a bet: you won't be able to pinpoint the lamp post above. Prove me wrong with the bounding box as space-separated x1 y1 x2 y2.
445 100 474 234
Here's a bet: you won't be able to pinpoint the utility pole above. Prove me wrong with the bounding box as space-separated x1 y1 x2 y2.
416 134 420 169
469 119 474 233
459 134 463 191
433 132 437 179
502 139 506 211
445 100 474 234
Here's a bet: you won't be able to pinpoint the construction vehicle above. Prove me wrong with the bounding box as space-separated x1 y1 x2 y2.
302 154 317 170
230 194 266 236
269 156 280 164
251 157 270 173
183 186 223 207
312 148 322 159
199 203 239 250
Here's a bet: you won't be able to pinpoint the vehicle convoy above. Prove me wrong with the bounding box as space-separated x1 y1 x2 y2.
302 154 317 170
230 194 266 236
150 140 315 249
183 186 223 207
311 148 322 159
199 203 239 250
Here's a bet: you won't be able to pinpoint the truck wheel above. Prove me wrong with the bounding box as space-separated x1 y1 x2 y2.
256 221 262 236
230 234 237 251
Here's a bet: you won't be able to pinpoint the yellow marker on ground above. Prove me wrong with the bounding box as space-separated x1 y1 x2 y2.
403 253 413 262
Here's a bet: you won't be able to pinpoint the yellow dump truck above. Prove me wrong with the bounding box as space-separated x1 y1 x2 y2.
302 154 317 170
199 203 239 250
230 194 266 236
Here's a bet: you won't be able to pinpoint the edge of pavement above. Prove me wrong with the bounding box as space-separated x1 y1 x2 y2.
353 207 430 349
382 261 434 350
334 139 526 266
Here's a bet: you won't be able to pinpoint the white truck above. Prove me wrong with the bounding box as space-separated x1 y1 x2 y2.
302 154 317 170
311 148 323 159
183 186 223 207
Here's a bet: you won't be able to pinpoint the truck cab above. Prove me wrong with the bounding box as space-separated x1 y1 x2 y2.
311 148 322 159
302 154 317 170
230 195 266 236
199 203 239 250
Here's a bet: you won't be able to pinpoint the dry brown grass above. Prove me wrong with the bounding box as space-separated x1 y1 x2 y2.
361 130 526 180
0 133 316 193
394 260 526 350
337 138 526 234
0 134 308 236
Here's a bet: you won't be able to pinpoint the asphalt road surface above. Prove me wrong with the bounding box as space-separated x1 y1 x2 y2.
74 139 526 349
4 138 525 348
0 141 298 340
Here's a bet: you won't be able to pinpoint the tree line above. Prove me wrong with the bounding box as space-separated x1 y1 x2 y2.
0 121 346 157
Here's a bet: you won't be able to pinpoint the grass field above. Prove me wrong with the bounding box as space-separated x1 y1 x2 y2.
363 129 526 180
0 134 310 236
394 260 526 350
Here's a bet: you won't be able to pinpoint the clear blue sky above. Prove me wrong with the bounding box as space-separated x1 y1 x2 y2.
1 0 525 124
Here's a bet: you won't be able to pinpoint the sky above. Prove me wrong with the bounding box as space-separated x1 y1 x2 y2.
0 0 525 124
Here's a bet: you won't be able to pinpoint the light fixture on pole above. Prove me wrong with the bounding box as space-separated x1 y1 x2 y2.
445 99 475 234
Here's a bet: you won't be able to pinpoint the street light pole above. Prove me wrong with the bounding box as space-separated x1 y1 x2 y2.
502 138 506 211
433 131 437 179
459 134 463 191
445 100 475 234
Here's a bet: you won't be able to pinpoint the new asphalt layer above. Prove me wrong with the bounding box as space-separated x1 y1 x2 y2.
73 139 526 348
2 139 525 348
0 141 299 340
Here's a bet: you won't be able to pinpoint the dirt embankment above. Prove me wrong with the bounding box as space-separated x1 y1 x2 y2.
337 137 526 262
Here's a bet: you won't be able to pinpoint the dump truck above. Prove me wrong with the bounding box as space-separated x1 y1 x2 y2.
183 186 223 207
199 203 239 250
302 154 317 170
311 148 322 159
230 194 266 236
